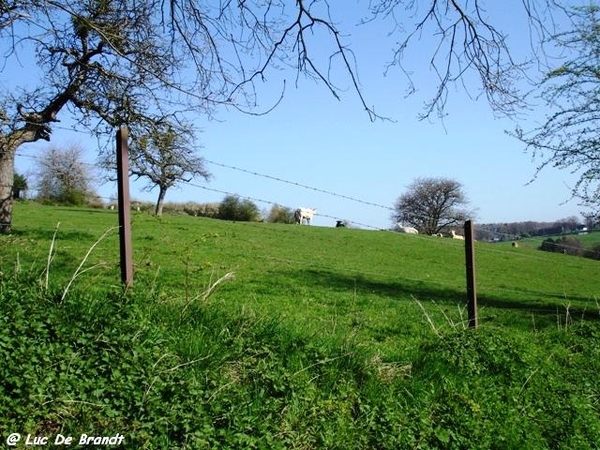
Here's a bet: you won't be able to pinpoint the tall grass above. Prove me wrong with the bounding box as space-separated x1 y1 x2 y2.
1 203 599 448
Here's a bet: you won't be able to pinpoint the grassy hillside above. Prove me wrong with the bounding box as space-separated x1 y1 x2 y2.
3 202 597 333
1 203 599 449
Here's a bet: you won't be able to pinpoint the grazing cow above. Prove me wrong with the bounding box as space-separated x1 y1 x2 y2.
395 223 419 234
335 220 346 228
450 230 465 240
511 241 519 248
295 207 316 225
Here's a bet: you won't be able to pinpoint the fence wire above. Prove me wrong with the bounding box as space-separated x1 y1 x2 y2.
11 150 599 312
14 149 598 262
204 159 395 212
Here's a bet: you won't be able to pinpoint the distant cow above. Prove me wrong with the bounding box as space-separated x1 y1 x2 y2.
450 230 465 240
335 220 346 228
295 207 316 225
395 223 419 234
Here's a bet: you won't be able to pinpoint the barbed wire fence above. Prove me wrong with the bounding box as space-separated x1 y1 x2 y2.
13 149 598 259
171 162 600 324
14 149 598 255
11 150 599 322
204 159 397 213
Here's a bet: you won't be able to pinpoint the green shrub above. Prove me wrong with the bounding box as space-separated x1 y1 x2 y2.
182 201 220 218
585 243 600 260
12 172 28 199
540 236 584 256
37 188 102 208
218 195 260 221
266 204 296 224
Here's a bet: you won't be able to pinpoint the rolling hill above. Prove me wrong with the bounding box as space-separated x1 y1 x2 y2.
1 202 599 448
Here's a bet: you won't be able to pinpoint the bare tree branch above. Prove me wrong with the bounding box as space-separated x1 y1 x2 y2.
0 0 570 232
369 0 565 119
511 4 600 214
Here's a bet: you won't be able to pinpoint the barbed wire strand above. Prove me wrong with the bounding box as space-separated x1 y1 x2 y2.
189 182 599 271
187 182 389 231
204 159 395 211
13 152 598 265
15 151 99 168
203 159 594 243
195 160 600 258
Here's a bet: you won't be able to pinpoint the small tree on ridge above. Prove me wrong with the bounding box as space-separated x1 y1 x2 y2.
392 177 473 235
127 123 211 216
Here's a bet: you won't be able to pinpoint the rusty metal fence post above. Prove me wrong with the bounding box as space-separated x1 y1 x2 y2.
116 126 133 287
464 220 478 328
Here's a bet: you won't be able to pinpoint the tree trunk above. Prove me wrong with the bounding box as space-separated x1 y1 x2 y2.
1 125 52 234
0 150 15 234
154 187 167 216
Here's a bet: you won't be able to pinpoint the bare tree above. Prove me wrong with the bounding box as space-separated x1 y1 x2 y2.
0 0 567 233
35 144 95 205
126 122 211 216
392 177 473 235
513 4 600 216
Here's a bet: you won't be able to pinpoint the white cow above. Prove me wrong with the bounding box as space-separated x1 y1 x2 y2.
395 223 419 234
450 230 465 240
295 207 316 225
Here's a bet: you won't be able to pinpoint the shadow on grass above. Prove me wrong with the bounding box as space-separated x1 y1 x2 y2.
284 268 600 325
302 269 463 301
51 207 113 214
11 227 97 242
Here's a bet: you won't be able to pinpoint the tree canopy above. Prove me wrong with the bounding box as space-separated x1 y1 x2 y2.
127 122 211 216
513 4 600 220
35 144 96 206
392 177 473 235
1 0 568 232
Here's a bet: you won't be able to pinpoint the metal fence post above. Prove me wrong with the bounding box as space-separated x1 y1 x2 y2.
116 126 133 287
464 220 478 328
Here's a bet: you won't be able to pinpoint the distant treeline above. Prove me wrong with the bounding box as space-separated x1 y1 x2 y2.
477 217 600 261
539 236 600 260
476 217 590 241
107 196 297 224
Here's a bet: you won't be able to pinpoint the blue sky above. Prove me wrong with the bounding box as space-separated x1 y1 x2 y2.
10 1 587 229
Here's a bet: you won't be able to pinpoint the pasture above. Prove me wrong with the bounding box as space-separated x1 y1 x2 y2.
1 202 599 449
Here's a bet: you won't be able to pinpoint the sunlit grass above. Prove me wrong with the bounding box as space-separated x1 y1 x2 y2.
3 202 599 351
2 202 600 448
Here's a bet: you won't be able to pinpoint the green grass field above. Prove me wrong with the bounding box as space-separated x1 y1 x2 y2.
1 202 599 449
